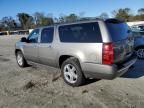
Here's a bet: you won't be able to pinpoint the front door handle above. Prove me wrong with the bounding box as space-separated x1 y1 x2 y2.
48 45 52 48
34 45 38 48
39 44 52 48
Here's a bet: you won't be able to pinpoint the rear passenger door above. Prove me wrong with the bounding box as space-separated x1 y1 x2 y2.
38 27 57 66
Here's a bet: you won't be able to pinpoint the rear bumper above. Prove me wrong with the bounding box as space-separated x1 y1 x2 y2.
81 55 137 79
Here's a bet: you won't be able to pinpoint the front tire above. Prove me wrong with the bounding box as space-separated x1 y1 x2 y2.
16 51 27 67
61 57 85 87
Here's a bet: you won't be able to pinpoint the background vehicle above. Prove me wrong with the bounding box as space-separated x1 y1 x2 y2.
131 24 144 35
15 18 137 86
130 24 144 59
134 36 144 59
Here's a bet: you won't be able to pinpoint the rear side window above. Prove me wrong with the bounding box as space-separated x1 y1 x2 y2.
106 22 130 42
41 27 54 43
59 22 102 43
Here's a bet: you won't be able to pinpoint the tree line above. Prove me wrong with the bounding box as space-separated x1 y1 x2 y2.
0 8 144 31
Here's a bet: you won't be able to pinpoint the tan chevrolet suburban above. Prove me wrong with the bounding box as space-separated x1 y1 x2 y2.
15 18 137 86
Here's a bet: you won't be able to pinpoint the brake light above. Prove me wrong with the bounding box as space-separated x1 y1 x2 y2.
102 43 114 65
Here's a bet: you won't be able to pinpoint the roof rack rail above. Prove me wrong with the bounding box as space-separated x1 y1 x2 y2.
78 17 102 21
105 18 125 23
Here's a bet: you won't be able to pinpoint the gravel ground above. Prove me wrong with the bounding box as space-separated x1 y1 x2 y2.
0 35 144 108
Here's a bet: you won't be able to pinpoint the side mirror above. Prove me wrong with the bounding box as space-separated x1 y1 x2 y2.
21 37 27 42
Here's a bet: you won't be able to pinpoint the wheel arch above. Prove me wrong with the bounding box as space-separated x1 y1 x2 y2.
15 49 24 56
59 55 81 68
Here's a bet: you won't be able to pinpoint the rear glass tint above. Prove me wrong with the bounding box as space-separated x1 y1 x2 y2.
106 22 129 42
59 22 102 43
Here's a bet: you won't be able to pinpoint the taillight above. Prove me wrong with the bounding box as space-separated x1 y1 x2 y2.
102 43 114 65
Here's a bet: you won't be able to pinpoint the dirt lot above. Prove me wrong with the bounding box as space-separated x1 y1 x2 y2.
0 35 144 108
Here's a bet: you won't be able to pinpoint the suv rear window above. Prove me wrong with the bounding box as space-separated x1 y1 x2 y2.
58 22 102 43
106 22 129 42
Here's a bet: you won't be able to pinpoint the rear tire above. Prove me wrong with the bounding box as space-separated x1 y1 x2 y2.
16 51 27 67
61 57 85 87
